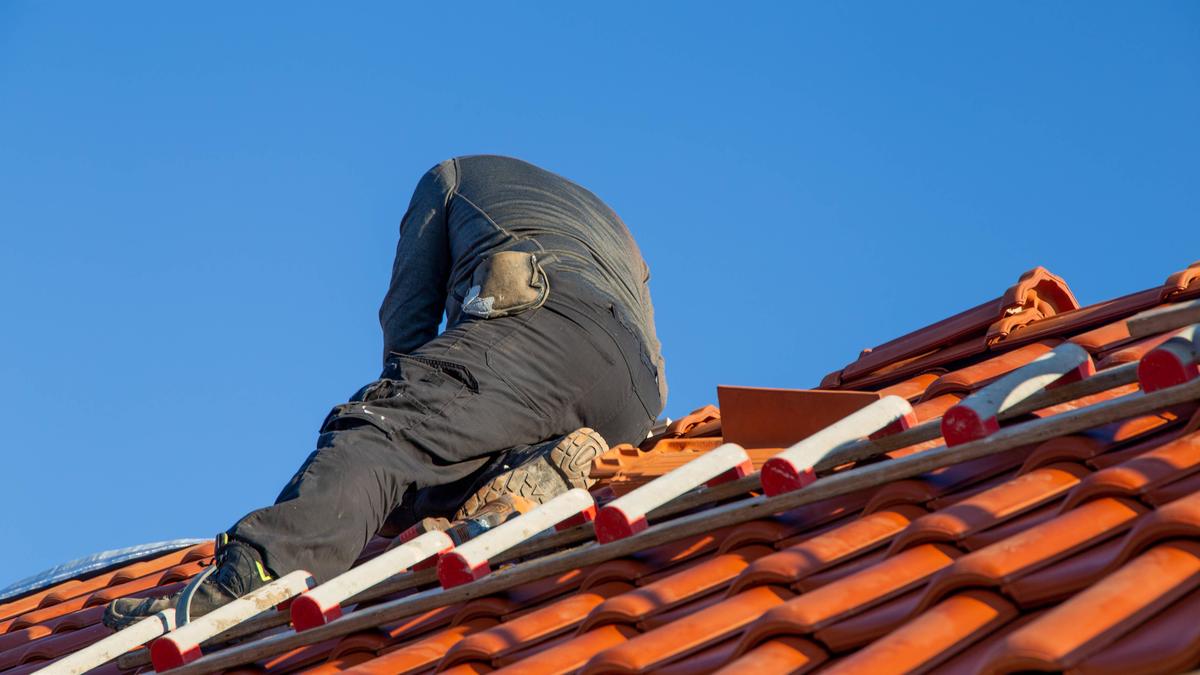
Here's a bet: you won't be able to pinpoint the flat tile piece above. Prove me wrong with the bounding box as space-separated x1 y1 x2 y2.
714 635 828 674
822 590 1017 675
981 541 1200 673
579 585 793 675
716 386 881 449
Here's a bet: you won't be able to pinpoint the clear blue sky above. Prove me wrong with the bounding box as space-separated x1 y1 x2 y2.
1 3 1197 585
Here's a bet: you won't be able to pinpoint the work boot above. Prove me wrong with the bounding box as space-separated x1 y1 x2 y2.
452 427 607 519
376 428 607 539
391 494 532 552
103 539 272 630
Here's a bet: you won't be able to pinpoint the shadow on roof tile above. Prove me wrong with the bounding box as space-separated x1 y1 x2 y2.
981 541 1200 673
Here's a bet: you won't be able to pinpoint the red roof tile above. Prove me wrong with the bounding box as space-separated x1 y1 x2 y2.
13 262 1200 675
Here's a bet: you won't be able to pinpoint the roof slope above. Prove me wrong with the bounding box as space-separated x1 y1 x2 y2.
4 261 1200 675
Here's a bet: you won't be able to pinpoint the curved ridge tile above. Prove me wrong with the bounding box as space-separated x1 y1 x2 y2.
822 590 1017 675
980 541 1200 673
580 585 793 675
443 582 631 668
729 507 924 594
1164 260 1200 300
1062 429 1200 510
888 464 1088 553
734 544 961 656
998 286 1162 351
583 547 769 631
917 497 1145 613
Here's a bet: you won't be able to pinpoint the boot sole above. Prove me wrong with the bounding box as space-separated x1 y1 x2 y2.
454 428 607 519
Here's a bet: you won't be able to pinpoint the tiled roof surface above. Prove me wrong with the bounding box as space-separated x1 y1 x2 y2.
6 260 1200 675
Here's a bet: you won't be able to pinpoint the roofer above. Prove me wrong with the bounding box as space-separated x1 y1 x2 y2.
104 155 666 628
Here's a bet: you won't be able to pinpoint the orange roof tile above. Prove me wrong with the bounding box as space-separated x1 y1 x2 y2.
11 262 1200 675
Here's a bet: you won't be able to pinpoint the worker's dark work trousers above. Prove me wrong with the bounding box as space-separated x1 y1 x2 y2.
229 273 661 583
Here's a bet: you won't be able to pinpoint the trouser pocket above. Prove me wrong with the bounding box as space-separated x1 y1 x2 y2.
462 251 550 319
320 355 477 437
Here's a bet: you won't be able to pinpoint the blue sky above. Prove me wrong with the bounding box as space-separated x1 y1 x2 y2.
1 3 1197 585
